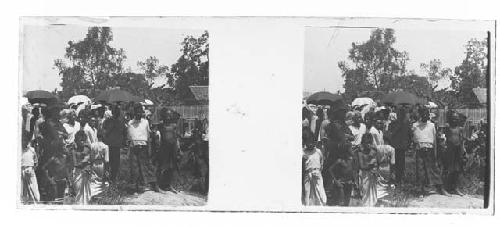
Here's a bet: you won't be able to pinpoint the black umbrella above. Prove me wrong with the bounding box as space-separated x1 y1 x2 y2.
25 90 58 105
95 89 143 103
306 91 344 106
382 91 425 106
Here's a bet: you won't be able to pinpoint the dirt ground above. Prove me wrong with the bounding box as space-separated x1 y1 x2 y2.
344 150 485 208
92 147 208 206
122 191 206 206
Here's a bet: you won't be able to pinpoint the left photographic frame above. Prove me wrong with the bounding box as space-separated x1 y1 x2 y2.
19 18 209 208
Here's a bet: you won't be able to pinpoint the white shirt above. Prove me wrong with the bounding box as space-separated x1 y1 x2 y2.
349 123 366 145
303 148 323 171
412 121 436 146
128 118 150 146
91 141 109 162
21 146 37 167
310 115 318 135
83 123 98 145
369 126 385 146
63 121 81 144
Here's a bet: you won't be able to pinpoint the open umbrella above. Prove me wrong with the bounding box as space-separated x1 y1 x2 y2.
382 91 424 106
306 91 343 106
425 101 438 109
352 97 375 107
140 99 154 106
25 90 58 105
95 89 143 103
67 95 91 105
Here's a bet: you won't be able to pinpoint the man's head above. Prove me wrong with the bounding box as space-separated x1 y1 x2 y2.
419 108 430 122
75 130 87 147
67 111 76 123
375 119 384 130
352 111 363 127
302 128 315 150
97 106 105 118
133 104 144 120
316 108 324 119
32 107 40 118
89 116 97 128
78 113 88 127
345 111 354 126
112 105 121 119
448 111 460 127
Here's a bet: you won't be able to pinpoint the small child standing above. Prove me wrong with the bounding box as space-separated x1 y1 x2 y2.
21 135 40 204
358 133 378 207
302 130 327 206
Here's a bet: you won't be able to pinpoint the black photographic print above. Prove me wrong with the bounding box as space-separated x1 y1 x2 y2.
302 23 494 210
20 18 209 207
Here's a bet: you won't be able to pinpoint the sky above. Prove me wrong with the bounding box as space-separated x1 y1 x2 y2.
303 26 488 94
22 25 205 92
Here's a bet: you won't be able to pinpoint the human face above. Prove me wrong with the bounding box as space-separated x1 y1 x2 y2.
375 120 384 130
76 136 85 147
353 115 361 126
89 118 97 128
135 113 142 120
421 112 430 122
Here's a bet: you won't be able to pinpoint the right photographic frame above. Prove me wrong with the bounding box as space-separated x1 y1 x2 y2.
302 22 494 210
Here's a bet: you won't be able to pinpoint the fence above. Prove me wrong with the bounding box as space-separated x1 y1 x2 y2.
152 105 209 137
436 108 487 126
158 105 209 120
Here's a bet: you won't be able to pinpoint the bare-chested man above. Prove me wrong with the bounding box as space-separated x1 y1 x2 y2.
444 111 466 196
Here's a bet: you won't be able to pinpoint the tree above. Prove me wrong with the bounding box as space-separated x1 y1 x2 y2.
339 28 409 100
451 38 488 104
420 59 453 90
394 73 433 98
137 56 169 85
167 31 209 103
54 27 126 99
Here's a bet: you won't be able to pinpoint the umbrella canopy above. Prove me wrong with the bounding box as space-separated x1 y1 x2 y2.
140 99 154 106
25 90 58 105
352 97 375 107
425 101 438 109
306 91 343 106
381 91 425 106
95 89 143 103
67 95 91 105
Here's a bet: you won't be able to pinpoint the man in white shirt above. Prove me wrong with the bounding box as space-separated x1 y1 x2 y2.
127 104 158 193
83 116 98 145
348 112 366 146
62 111 80 145
412 109 449 196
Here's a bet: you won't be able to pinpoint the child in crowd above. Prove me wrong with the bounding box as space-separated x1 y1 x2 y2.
328 142 355 206
358 133 378 207
21 135 40 204
302 129 327 206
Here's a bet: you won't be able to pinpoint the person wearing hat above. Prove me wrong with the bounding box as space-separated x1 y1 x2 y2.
127 103 158 193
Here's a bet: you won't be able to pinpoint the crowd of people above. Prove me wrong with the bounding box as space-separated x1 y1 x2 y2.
20 100 209 205
302 99 475 207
